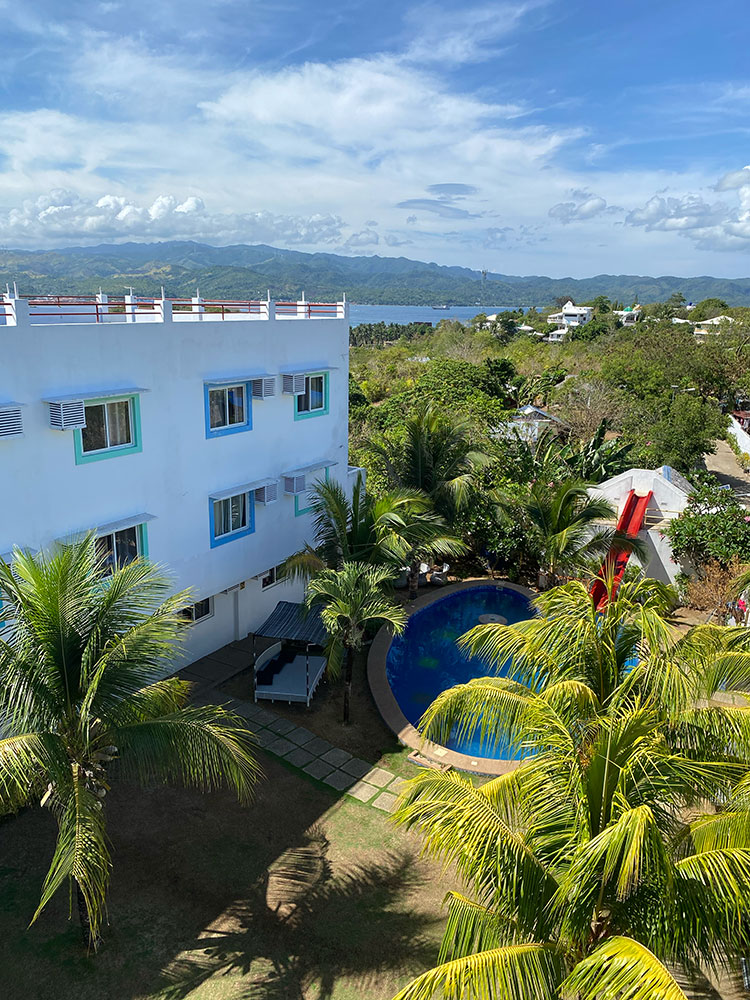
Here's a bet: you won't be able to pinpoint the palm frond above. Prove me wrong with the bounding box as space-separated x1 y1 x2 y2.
563 937 688 1000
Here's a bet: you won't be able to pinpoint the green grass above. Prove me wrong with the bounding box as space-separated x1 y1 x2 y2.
0 754 456 1000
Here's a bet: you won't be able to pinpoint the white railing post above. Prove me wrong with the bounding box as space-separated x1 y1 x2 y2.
267 299 276 321
6 293 28 328
192 291 204 320
124 292 136 323
298 290 306 319
96 291 109 322
160 295 172 323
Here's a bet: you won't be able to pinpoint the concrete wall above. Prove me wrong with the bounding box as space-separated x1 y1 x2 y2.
728 416 750 457
0 301 350 669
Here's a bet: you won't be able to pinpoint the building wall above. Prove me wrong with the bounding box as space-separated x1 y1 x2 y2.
0 302 350 669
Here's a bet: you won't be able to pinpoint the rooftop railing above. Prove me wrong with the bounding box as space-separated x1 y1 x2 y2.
0 293 347 326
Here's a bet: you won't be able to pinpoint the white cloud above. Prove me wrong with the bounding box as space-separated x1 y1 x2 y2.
549 193 609 224
0 190 344 245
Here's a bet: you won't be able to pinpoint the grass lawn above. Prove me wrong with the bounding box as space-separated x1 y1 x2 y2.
0 751 457 1000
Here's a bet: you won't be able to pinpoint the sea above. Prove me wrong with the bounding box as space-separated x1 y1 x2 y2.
348 304 517 326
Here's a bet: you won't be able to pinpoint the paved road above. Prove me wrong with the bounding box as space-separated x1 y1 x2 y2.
704 440 750 500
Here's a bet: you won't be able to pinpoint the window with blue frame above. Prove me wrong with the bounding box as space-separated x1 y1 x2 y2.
210 491 254 546
204 382 252 438
294 372 329 420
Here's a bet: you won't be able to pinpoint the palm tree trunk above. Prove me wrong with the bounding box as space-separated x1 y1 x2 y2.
76 883 100 951
343 645 354 724
408 560 420 600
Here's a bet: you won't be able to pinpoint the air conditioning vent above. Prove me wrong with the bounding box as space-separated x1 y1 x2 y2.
0 406 23 439
283 474 306 495
49 399 86 430
254 482 278 505
252 377 276 399
282 373 306 396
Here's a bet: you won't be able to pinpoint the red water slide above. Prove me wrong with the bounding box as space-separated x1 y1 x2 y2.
589 488 653 610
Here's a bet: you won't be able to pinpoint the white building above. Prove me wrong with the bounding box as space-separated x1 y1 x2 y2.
588 466 692 585
546 301 593 328
493 405 566 444
546 328 568 343
613 305 642 325
0 291 354 670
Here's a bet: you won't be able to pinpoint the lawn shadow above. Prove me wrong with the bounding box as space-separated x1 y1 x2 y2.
156 824 438 999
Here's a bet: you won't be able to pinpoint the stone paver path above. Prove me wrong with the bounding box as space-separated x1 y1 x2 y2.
199 689 405 810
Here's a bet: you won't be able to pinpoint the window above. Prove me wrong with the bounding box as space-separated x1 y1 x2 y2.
294 372 329 420
181 597 214 622
261 565 285 589
210 491 254 546
295 465 330 517
73 395 142 464
208 385 246 430
204 382 252 438
95 525 140 575
82 399 132 453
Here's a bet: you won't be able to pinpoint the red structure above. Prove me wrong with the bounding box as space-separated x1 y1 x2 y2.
590 489 653 610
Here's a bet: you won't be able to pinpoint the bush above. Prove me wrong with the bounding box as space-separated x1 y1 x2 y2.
666 485 750 567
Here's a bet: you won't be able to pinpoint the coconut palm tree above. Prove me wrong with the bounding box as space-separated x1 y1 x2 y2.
393 695 750 1000
285 475 466 600
421 577 750 764
305 562 407 724
0 538 259 948
368 402 489 520
515 480 632 587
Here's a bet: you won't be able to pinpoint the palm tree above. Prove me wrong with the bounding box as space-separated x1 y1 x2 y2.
393 696 750 1000
285 475 466 600
0 537 259 948
368 402 489 520
421 577 750 764
305 562 407 724
515 480 630 587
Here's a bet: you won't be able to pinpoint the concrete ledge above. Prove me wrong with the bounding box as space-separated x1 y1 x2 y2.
367 579 535 776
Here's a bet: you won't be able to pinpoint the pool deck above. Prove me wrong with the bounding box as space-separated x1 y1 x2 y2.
367 578 536 776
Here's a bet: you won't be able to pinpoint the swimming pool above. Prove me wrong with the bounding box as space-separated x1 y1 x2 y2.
385 584 534 760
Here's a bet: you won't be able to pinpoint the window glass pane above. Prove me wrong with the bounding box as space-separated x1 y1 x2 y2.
209 389 227 429
193 598 212 620
309 376 324 410
297 382 311 413
230 493 247 531
95 533 116 575
213 498 228 537
261 567 276 589
114 526 138 567
81 404 107 452
107 400 132 447
227 385 245 425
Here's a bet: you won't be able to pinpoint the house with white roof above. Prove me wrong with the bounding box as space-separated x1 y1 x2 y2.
588 466 693 585
493 405 566 443
546 301 593 328
613 305 642 325
0 289 355 671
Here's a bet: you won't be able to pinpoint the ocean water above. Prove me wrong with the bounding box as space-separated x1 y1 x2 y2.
385 585 533 760
348 304 516 326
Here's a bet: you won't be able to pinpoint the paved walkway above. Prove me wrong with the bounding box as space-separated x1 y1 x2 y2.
188 650 405 812
704 440 750 501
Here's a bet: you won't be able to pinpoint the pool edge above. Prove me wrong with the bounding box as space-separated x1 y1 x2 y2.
367 578 536 777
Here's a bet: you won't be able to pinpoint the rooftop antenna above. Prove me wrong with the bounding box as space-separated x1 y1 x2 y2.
13 281 18 298
160 285 165 300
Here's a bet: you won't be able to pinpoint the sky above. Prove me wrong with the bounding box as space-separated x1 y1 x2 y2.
2 0 750 277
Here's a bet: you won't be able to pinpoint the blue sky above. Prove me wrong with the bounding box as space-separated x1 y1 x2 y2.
2 0 750 276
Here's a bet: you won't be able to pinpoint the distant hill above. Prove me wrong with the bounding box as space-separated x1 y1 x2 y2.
1 241 749 306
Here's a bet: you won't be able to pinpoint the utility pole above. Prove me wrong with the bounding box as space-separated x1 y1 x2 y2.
481 268 487 307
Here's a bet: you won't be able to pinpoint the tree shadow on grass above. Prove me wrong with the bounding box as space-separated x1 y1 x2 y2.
157 824 439 1000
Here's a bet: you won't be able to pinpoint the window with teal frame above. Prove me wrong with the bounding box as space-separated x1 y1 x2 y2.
74 394 142 464
294 465 330 516
294 372 329 420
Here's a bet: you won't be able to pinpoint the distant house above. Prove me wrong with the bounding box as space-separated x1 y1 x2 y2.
493 404 566 443
700 314 735 326
693 315 735 339
546 300 593 328
613 305 642 325
545 328 568 343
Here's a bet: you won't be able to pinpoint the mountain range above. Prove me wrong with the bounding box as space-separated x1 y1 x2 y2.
1 241 749 307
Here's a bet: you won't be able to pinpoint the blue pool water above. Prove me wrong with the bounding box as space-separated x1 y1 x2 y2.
386 585 533 760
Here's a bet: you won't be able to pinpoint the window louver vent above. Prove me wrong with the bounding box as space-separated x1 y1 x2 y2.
283 474 306 495
48 399 87 430
254 483 279 505
252 377 276 399
282 373 307 395
0 407 23 439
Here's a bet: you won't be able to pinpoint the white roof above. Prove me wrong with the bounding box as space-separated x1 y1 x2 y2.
209 478 278 501
702 315 734 325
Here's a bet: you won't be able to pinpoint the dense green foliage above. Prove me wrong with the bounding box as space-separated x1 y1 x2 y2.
666 484 750 567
